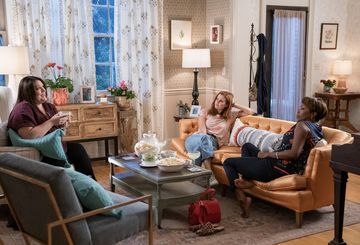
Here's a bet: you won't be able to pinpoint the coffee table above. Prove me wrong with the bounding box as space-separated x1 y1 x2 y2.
108 155 212 228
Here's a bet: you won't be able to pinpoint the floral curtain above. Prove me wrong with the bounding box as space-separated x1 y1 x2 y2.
114 0 165 140
6 0 95 102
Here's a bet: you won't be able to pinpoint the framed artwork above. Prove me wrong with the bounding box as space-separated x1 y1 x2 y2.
210 25 222 44
171 20 192 50
320 23 338 50
189 105 201 117
80 85 95 103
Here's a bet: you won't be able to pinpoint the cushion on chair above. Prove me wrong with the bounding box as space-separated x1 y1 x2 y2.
0 153 91 244
229 118 247 146
65 169 122 219
87 191 150 245
8 129 70 167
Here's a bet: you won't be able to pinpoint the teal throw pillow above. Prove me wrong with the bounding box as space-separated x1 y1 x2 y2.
65 168 122 219
8 129 70 167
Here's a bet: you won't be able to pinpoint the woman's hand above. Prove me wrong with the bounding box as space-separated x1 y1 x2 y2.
257 151 270 158
51 113 69 127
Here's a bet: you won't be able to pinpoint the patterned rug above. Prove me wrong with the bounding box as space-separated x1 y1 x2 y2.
1 190 360 245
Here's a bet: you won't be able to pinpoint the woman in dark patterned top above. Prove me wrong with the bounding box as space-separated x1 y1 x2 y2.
224 97 328 218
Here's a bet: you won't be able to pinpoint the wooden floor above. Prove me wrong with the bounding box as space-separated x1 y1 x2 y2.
93 161 360 245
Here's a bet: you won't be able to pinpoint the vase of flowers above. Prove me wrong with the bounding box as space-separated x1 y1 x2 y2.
44 63 74 106
108 80 136 110
177 100 190 117
320 79 336 93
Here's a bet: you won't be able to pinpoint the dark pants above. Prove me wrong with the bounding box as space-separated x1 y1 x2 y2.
42 142 96 180
224 143 285 188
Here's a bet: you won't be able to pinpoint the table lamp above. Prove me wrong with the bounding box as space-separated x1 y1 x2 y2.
333 60 352 94
182 49 211 105
0 46 30 76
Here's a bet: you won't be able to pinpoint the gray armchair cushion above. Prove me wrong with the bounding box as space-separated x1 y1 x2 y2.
0 153 92 245
0 122 8 146
87 191 150 245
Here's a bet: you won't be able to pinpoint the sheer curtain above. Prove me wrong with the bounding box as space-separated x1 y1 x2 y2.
114 0 164 139
271 10 306 121
6 0 95 102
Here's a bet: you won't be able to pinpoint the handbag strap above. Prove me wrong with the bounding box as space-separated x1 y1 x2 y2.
199 188 216 200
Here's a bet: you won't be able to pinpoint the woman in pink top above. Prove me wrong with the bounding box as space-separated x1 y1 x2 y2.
185 91 254 186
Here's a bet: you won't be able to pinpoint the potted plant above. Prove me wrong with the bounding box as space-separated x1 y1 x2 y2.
177 100 190 117
108 80 136 110
320 79 336 93
44 63 74 106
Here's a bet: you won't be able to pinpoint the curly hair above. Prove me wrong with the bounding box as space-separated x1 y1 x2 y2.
301 96 328 122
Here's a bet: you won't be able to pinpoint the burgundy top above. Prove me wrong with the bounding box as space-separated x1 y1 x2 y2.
7 101 67 151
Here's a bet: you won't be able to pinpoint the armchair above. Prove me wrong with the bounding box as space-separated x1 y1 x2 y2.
0 153 153 245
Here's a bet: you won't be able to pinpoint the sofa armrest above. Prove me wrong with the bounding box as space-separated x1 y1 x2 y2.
303 145 334 206
178 118 198 140
0 146 40 161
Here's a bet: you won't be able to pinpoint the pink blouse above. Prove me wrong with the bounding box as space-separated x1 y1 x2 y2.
199 108 237 147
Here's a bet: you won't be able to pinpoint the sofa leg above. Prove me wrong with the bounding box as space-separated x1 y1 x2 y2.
295 212 303 228
221 184 227 196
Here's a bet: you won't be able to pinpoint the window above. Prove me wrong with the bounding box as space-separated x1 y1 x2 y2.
0 34 5 86
92 0 115 91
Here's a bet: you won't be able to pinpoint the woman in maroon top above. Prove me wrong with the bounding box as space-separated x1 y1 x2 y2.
7 76 96 179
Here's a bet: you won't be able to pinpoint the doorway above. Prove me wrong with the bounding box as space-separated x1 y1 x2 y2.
265 6 308 121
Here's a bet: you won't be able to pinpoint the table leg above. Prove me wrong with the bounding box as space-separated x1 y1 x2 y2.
334 100 341 129
329 169 348 245
114 136 119 156
110 162 115 192
105 139 109 158
156 184 162 229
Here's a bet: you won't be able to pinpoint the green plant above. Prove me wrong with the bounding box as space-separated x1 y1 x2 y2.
177 100 190 112
44 63 74 93
320 79 336 88
108 80 136 99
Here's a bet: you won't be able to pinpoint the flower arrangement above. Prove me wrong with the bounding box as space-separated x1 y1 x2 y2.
107 80 136 99
44 63 74 93
320 79 336 88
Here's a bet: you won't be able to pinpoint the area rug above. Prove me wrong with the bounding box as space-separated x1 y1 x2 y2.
1 191 360 245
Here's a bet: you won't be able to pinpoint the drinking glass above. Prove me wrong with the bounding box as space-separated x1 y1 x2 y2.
187 151 201 167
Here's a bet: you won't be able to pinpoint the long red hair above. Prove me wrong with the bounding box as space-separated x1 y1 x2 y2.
207 91 234 120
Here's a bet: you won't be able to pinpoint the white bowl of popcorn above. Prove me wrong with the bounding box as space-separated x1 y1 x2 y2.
157 157 186 172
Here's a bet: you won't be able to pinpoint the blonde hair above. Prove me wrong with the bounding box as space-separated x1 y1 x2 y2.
208 91 234 119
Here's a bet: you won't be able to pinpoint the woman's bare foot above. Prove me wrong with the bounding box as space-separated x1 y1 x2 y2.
235 189 252 218
234 178 254 189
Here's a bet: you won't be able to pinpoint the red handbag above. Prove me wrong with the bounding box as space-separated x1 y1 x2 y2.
188 188 221 225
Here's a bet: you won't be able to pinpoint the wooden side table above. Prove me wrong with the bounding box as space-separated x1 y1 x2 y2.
118 109 137 153
173 115 194 122
314 92 360 132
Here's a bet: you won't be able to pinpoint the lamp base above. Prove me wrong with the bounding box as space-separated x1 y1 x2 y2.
333 87 348 94
192 69 199 105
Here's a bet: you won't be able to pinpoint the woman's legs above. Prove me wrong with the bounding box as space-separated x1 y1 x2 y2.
185 134 218 167
66 142 96 180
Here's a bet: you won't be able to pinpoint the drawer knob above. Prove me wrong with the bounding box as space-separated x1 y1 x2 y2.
98 128 102 131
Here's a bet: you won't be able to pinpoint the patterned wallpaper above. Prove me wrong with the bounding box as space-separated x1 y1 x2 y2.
163 0 230 91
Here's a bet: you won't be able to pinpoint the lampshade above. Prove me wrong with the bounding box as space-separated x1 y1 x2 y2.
333 60 352 75
0 46 30 75
182 49 211 68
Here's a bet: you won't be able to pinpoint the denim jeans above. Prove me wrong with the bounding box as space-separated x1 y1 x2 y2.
185 133 218 166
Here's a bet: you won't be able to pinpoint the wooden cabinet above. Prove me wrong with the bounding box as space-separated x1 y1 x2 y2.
57 103 118 141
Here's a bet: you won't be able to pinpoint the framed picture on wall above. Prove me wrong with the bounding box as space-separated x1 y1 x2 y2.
171 20 192 50
80 86 95 103
210 25 222 44
320 23 338 50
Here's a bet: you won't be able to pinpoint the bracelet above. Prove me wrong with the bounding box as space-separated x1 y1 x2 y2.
275 152 279 159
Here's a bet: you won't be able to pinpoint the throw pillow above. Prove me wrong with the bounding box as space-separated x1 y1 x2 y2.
236 127 283 152
229 119 247 146
0 122 8 146
65 168 122 219
8 128 70 167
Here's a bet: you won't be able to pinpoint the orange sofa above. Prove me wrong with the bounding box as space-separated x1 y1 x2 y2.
171 115 353 227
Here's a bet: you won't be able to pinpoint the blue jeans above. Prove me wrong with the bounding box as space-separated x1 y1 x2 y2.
185 133 218 166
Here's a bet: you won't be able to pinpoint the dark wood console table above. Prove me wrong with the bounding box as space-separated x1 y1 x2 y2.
314 92 360 132
329 133 360 245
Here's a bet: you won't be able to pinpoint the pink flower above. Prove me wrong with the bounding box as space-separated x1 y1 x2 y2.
120 80 127 90
56 65 63 70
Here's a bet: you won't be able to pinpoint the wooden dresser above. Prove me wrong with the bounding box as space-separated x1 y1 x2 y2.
57 103 119 158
